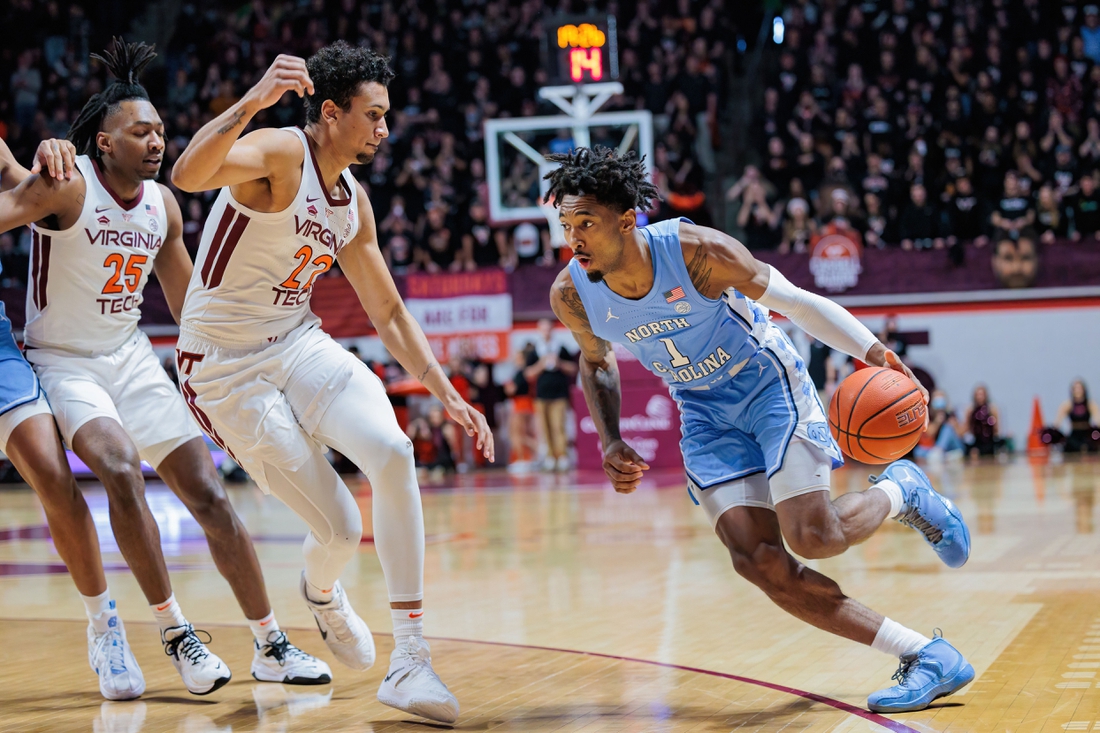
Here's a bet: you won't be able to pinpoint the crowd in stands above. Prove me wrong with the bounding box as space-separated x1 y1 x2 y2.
0 0 733 287
734 0 1100 258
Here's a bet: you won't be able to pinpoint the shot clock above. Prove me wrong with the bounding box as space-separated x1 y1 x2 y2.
543 15 618 85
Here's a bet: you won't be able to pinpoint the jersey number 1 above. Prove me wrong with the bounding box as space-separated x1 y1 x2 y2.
659 337 691 367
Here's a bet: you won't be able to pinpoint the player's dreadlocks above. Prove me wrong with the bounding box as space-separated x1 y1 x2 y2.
305 41 395 124
543 146 660 213
67 37 157 158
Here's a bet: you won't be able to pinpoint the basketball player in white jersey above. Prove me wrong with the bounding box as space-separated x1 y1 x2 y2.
0 137 161 704
171 43 493 724
0 39 329 697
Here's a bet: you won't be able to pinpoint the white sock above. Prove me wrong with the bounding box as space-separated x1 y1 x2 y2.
150 593 189 634
391 607 424 642
82 589 114 634
873 478 905 518
248 611 280 645
304 577 335 604
872 618 932 658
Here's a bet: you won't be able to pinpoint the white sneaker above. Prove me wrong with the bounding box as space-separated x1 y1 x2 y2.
299 573 376 670
87 607 145 701
162 624 232 695
555 456 571 472
252 630 333 684
377 636 459 724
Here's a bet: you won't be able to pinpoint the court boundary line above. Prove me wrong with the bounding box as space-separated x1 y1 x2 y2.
0 617 920 731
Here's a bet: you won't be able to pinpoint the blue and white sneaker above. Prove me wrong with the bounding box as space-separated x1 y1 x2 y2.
87 602 145 701
872 459 971 568
868 635 975 713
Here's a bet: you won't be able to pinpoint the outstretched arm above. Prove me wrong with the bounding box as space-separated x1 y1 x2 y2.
0 171 83 234
338 183 494 461
549 268 649 493
172 55 313 192
679 222 927 401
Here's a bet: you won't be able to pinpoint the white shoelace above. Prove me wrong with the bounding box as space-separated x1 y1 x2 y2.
94 626 128 675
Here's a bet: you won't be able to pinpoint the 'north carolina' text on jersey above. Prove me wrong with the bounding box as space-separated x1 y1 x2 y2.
181 127 360 346
25 155 166 355
567 217 770 390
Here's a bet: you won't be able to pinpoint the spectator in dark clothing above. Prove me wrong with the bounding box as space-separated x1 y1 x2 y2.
461 201 504 270
1036 184 1070 243
526 319 578 472
737 182 783 250
990 172 1036 238
898 184 947 250
1070 173 1100 240
416 207 460 273
947 177 989 247
863 192 893 249
1048 145 1080 197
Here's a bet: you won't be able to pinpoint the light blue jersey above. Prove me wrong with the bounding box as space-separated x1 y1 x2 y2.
568 217 842 491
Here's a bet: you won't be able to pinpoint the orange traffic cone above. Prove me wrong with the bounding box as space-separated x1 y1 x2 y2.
1027 396 1048 456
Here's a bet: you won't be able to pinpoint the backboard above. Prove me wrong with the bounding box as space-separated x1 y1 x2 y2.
484 83 654 239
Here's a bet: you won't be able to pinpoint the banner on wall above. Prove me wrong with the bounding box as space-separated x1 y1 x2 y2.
571 343 684 470
405 270 513 362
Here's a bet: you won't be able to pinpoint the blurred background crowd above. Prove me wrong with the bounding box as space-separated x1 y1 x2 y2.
737 0 1100 261
0 0 736 284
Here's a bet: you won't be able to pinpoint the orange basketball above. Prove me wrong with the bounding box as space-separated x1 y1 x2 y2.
828 367 927 464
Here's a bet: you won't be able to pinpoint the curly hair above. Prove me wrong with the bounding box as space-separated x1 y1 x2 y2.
542 146 660 213
305 41 395 123
67 37 157 157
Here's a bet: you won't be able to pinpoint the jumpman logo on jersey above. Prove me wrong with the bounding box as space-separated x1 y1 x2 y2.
758 362 766 376
606 307 619 322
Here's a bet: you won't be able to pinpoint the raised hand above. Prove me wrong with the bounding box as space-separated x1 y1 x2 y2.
244 55 315 111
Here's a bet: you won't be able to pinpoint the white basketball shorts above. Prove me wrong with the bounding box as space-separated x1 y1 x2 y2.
25 330 203 468
175 318 357 493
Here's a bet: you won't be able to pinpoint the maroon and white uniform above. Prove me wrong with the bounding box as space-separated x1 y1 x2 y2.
177 128 370 489
24 155 201 466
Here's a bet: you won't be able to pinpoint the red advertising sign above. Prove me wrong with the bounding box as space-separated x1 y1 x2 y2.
571 343 683 470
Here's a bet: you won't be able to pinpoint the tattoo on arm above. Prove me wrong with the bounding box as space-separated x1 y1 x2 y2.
581 357 622 444
557 282 590 325
217 110 246 135
558 281 610 360
418 361 437 381
686 244 714 298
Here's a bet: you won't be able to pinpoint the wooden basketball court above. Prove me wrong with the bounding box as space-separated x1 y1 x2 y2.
0 456 1097 732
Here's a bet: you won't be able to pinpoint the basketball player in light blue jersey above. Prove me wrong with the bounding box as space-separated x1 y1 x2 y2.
545 147 973 714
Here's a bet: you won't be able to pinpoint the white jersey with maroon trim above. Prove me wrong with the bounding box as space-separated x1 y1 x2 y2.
180 127 360 347
25 155 167 355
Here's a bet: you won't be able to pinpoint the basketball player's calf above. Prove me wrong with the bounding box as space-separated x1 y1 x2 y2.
770 441 893 560
156 436 270 621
